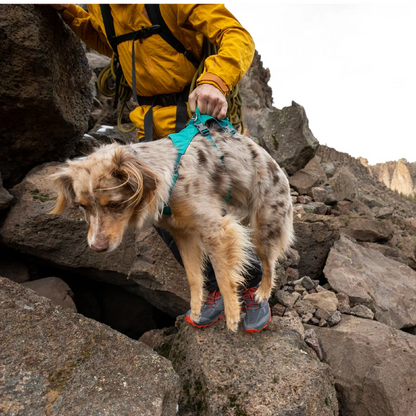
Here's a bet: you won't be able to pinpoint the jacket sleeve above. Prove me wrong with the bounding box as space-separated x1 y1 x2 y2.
60 4 113 58
175 4 255 95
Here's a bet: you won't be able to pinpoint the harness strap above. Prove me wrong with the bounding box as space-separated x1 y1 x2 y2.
163 108 236 215
99 4 198 139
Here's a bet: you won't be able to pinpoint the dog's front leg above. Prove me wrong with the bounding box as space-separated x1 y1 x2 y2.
201 215 251 332
169 229 205 322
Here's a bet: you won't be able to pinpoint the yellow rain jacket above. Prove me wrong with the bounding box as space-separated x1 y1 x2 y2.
61 4 255 140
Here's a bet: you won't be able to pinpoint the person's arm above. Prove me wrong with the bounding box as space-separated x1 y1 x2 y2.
176 4 255 118
52 4 113 58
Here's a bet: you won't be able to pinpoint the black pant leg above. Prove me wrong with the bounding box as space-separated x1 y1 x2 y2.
154 226 263 292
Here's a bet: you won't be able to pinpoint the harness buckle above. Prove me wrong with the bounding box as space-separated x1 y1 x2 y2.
194 121 210 136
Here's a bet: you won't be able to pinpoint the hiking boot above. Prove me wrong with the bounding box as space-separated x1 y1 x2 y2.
184 290 225 328
242 286 271 333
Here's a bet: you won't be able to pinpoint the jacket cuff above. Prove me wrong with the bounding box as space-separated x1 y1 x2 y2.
197 73 230 95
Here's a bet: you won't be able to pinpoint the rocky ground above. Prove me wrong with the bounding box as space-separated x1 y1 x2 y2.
1 5 416 416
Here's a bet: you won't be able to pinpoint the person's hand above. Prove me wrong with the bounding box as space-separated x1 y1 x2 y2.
35 1 75 12
189 84 228 119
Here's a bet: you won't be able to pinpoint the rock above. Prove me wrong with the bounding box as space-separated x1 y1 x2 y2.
336 292 351 314
275 290 300 308
290 170 320 195
0 277 180 415
327 167 359 202
295 299 317 315
271 303 286 317
1 162 190 317
318 318 329 327
332 200 353 216
372 206 394 219
304 328 324 360
0 172 13 210
313 316 416 416
324 235 416 329
303 202 328 215
257 102 319 175
359 194 388 208
0 5 93 188
350 304 374 320
297 195 313 204
22 276 76 311
168 317 338 415
303 291 339 313
301 276 317 290
358 242 408 265
86 51 111 76
311 186 328 203
344 218 395 242
293 220 339 279
315 308 332 320
302 313 314 324
285 267 299 282
321 161 336 178
327 310 342 327
139 326 178 357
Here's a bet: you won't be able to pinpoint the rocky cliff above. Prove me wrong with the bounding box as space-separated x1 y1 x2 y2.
370 159 416 197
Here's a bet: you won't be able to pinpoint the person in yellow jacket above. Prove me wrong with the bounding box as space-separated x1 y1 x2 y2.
52 4 271 333
53 4 254 140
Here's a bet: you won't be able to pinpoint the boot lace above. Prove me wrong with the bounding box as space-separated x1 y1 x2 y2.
242 287 261 310
205 290 221 308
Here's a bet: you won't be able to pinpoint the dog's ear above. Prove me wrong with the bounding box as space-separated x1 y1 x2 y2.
50 169 75 214
112 148 158 204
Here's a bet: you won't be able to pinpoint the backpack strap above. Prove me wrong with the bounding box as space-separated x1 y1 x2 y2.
145 4 199 68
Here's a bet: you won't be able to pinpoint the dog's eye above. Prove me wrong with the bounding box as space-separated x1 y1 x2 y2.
108 202 122 209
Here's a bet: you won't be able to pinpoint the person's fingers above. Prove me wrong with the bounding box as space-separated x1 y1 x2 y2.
216 101 228 119
188 89 197 113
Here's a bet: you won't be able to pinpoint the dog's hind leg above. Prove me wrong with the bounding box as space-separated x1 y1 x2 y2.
168 229 205 322
201 214 252 332
251 204 294 303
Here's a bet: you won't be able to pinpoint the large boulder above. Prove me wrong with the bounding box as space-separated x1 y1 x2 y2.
0 5 93 187
324 235 416 329
252 102 319 175
313 316 416 416
1 162 190 317
162 317 338 416
0 277 180 415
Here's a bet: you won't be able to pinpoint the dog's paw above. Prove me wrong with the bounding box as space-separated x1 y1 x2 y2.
226 318 239 332
255 286 270 304
190 310 201 323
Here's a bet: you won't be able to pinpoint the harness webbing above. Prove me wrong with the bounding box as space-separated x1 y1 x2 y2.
163 108 236 216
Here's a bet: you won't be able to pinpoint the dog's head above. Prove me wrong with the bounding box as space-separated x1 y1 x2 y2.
50 144 158 253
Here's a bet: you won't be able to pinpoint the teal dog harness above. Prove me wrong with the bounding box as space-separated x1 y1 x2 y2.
163 108 236 215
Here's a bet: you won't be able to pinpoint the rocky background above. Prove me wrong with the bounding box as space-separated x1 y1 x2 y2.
1 5 415 416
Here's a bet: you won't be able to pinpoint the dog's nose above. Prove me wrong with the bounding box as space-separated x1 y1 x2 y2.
91 241 109 252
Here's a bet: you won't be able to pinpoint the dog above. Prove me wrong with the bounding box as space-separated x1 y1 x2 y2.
51 127 294 331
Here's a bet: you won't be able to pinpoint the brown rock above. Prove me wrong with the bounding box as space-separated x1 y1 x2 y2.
275 290 301 308
22 277 76 311
336 292 351 314
271 303 286 317
303 291 339 313
297 195 313 204
315 308 332 320
311 186 328 203
350 304 374 320
327 167 359 202
290 170 320 195
304 328 324 360
343 218 395 242
313 316 416 416
285 267 300 282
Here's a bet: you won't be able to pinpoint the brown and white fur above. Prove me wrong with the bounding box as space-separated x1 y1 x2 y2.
51 129 294 331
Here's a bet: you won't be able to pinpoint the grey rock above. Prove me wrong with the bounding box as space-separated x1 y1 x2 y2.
321 161 336 178
257 102 319 175
0 5 93 188
372 206 394 219
343 218 395 242
336 292 351 314
86 51 111 76
315 308 332 321
303 202 328 215
275 290 301 308
324 235 416 329
327 310 342 327
350 304 374 320
304 328 324 360
0 256 30 283
327 167 359 202
295 299 317 315
302 276 317 290
168 317 338 415
311 186 328 203
0 277 180 416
